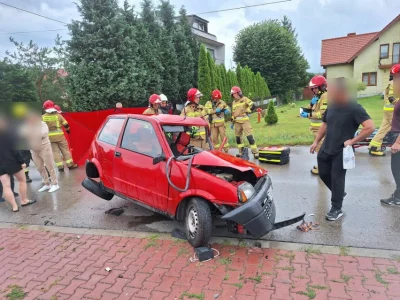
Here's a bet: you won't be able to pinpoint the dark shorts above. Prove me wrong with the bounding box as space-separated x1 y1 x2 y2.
0 162 22 176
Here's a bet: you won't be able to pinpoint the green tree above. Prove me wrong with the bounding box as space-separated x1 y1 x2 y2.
67 0 147 111
174 26 194 102
236 64 242 87
0 60 38 102
218 64 228 101
197 44 211 103
207 50 216 90
158 0 176 31
179 6 199 86
265 100 278 125
233 19 309 100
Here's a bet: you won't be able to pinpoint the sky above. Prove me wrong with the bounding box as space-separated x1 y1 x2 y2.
0 0 399 72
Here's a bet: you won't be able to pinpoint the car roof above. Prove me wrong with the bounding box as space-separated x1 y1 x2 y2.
115 114 209 127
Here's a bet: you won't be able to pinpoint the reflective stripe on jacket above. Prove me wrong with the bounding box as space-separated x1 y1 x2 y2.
232 97 253 123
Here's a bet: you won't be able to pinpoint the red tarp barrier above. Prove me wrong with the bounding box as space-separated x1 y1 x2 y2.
62 108 146 166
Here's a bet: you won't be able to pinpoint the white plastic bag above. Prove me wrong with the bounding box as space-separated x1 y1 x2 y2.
343 145 355 169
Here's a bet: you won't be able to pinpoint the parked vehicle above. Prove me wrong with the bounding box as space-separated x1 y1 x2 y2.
82 114 303 247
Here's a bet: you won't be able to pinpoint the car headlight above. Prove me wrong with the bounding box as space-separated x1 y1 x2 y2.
238 182 255 203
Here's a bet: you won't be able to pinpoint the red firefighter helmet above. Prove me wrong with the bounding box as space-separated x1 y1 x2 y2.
54 105 62 113
149 94 161 105
390 64 400 76
230 86 242 95
43 100 55 110
212 89 222 100
309 75 327 89
187 88 203 102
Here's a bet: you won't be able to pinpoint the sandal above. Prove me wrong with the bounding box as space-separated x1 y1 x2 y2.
12 207 19 212
21 199 36 207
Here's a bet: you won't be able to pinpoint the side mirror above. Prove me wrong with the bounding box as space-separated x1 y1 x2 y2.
153 154 166 165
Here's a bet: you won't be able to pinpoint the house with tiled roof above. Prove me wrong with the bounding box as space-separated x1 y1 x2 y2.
321 14 400 95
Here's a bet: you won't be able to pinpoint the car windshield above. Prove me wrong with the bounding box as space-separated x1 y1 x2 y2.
162 125 210 157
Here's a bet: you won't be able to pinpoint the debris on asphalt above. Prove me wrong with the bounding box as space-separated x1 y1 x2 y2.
105 207 124 216
44 220 55 226
254 241 262 248
171 228 186 240
297 221 319 232
105 267 112 272
214 294 219 298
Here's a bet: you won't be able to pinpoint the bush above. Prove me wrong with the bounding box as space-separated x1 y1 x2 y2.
357 82 367 91
264 101 278 125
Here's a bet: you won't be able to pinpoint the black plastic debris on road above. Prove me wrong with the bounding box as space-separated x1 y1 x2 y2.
105 207 124 216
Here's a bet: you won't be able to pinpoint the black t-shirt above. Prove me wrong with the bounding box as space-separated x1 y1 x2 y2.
321 103 371 155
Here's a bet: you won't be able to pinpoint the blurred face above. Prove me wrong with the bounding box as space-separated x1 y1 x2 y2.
194 96 201 104
311 87 319 95
328 81 351 105
116 102 122 109
232 92 240 100
393 75 400 97
161 101 168 107
153 103 160 110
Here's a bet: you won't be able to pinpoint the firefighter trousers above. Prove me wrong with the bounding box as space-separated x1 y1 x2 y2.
211 124 229 151
234 121 258 155
31 143 58 185
50 135 74 170
312 129 325 153
369 111 393 149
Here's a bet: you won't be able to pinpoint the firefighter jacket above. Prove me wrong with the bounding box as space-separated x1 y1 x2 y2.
308 91 328 129
42 112 69 143
143 107 160 115
204 100 230 127
180 104 207 139
384 82 399 111
232 96 253 123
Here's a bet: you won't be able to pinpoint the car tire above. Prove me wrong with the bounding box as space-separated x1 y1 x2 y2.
185 198 212 247
82 178 114 201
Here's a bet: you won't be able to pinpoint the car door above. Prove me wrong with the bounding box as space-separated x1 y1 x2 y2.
113 118 169 211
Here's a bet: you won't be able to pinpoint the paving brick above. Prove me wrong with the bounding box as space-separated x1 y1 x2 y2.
347 291 370 300
84 282 112 299
100 292 119 299
147 267 169 283
80 274 106 290
127 272 149 288
271 282 291 299
107 277 130 294
118 287 140 299
328 281 351 299
134 280 158 299
325 266 342 282
340 261 362 277
155 276 179 293
255 288 274 300
76 266 100 281
58 279 86 295
151 290 170 299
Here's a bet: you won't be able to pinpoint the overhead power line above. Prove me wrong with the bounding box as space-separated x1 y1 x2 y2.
0 29 68 35
0 1 68 24
195 0 292 15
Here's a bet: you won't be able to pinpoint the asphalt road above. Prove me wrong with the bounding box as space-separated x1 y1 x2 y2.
1 147 398 250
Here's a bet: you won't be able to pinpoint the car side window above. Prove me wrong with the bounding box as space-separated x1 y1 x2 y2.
120 118 162 157
98 118 125 146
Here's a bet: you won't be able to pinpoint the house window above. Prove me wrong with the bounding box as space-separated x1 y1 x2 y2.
193 20 206 32
393 43 400 64
207 48 215 59
380 44 389 59
362 72 377 86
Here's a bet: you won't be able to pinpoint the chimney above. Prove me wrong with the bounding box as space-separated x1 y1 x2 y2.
347 32 356 36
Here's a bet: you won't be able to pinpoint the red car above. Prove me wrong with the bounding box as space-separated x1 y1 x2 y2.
83 114 303 247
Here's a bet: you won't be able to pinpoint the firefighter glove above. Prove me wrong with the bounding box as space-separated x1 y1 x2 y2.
230 123 234 130
215 108 222 113
389 96 395 103
223 108 229 114
310 96 319 105
300 112 309 118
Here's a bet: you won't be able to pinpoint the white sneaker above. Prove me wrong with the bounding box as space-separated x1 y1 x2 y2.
48 185 60 193
38 185 51 192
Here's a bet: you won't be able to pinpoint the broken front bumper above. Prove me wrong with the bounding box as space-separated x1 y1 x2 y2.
221 176 276 239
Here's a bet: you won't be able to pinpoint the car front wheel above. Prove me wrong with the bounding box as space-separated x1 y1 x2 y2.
185 198 212 247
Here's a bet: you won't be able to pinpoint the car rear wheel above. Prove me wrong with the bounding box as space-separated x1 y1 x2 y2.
185 198 212 247
82 178 114 201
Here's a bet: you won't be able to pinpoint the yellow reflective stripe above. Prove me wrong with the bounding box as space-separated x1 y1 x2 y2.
212 119 225 123
259 158 280 162
42 116 58 121
65 159 73 164
384 106 394 111
370 141 382 147
186 112 196 117
62 121 68 125
310 122 322 127
250 144 258 149
237 143 245 147
48 131 64 136
24 168 28 173
194 132 205 136
55 162 64 167
232 102 245 110
260 151 282 155
320 105 328 110
235 116 249 121
224 143 230 147
214 144 220 148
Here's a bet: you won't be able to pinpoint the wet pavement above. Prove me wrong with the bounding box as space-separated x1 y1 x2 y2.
1 146 399 250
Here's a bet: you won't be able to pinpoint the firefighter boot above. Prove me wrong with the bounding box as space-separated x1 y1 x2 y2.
311 166 319 175
25 171 32 183
236 136 244 158
68 164 78 170
369 146 385 157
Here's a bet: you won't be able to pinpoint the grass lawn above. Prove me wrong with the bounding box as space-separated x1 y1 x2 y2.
225 95 384 147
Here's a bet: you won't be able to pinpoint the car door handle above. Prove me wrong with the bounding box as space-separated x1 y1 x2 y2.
115 151 121 158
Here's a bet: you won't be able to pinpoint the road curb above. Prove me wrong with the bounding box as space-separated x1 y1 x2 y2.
0 222 399 259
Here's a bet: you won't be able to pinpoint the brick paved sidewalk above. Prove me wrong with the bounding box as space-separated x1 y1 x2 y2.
0 228 400 300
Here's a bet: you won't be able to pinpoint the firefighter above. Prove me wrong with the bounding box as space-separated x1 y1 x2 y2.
205 89 230 152
180 88 208 149
301 75 328 175
159 94 170 114
54 105 62 114
231 86 259 159
42 100 77 172
369 76 398 156
143 94 162 115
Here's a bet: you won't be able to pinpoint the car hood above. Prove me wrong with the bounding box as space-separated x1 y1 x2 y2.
190 150 267 177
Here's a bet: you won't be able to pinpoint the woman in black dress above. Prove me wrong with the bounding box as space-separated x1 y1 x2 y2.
0 118 36 212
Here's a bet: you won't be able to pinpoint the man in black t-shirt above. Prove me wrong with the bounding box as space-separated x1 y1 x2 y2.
311 78 375 221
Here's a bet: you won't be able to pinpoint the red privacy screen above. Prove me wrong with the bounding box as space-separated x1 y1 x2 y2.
62 108 146 166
